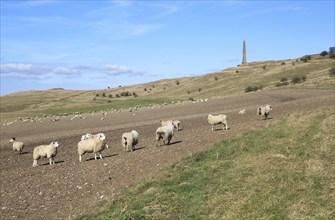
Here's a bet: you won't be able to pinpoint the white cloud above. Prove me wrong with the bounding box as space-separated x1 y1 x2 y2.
52 67 80 75
104 64 145 76
0 63 45 74
1 63 33 73
1 63 145 79
1 63 80 76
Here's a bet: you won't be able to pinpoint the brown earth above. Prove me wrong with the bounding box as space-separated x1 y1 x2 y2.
0 88 334 220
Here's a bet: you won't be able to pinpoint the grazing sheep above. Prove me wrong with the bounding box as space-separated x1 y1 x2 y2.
77 133 108 162
33 141 59 167
9 138 24 154
207 114 228 131
81 133 92 141
80 132 109 148
173 120 181 131
238 109 246 115
257 105 272 120
160 120 181 131
122 130 139 152
156 124 174 146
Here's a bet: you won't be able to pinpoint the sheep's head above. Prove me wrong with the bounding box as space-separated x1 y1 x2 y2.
9 138 15 143
52 141 59 148
98 133 106 141
81 133 92 140
131 130 139 136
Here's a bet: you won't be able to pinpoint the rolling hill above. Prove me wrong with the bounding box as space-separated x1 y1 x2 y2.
1 54 334 121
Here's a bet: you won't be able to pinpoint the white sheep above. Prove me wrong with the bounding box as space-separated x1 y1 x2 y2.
173 120 181 131
156 124 174 146
81 133 92 141
80 132 109 148
257 105 272 120
238 109 246 115
33 141 59 167
122 130 139 152
77 133 108 162
160 120 181 131
9 137 24 154
207 114 228 131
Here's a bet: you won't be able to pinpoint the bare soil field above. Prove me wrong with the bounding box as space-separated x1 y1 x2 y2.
0 88 334 220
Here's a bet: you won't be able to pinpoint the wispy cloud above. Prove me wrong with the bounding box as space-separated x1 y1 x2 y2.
23 0 59 7
151 3 181 18
87 20 160 37
243 5 304 18
104 64 145 76
1 63 144 77
0 63 80 76
52 67 80 76
0 63 46 75
2 0 59 8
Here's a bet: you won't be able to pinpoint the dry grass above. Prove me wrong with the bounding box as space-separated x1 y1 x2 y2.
1 56 334 121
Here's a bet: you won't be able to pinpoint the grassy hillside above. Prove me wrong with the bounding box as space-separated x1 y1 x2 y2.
1 55 334 121
76 107 335 220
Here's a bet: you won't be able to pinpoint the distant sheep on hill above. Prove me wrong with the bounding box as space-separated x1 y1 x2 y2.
207 114 228 131
257 105 272 120
238 109 246 115
160 120 181 131
9 138 24 154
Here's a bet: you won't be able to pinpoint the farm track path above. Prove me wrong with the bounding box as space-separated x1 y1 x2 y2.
0 88 334 219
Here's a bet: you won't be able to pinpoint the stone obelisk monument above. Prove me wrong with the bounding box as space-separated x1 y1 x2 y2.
242 40 247 65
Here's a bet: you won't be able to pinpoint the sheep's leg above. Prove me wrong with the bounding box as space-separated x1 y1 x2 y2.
79 155 82 162
49 158 52 165
99 153 102 160
167 136 172 145
33 160 37 167
94 153 97 160
212 125 214 131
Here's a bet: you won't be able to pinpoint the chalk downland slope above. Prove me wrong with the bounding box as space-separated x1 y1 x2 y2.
1 55 333 121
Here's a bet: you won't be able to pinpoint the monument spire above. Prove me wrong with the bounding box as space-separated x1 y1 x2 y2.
242 40 247 65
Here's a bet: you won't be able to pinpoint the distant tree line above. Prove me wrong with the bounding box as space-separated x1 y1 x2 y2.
320 47 335 58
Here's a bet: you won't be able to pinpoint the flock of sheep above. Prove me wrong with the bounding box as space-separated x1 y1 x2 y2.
8 105 272 167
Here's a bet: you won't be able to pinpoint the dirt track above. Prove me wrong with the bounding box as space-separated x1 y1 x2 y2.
0 88 334 220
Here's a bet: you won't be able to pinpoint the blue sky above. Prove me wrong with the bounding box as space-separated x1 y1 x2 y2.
1 0 334 95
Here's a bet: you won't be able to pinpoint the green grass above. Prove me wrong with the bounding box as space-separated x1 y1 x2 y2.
76 107 335 220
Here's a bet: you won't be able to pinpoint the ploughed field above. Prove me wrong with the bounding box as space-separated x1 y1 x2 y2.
0 88 334 219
